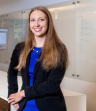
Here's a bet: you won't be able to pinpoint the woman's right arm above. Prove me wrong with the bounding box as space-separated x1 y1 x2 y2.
7 44 19 98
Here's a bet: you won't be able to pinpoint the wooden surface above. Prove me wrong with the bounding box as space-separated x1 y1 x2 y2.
0 98 10 111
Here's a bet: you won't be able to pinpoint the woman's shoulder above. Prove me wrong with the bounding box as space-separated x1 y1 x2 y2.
16 41 25 49
15 41 25 51
13 41 25 57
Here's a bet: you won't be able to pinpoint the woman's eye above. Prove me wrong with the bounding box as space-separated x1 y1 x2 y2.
31 19 34 21
40 19 44 21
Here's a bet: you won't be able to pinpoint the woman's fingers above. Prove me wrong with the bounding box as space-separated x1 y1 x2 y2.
8 98 16 105
8 98 15 103
11 101 16 105
13 103 19 110
8 94 15 103
8 91 24 104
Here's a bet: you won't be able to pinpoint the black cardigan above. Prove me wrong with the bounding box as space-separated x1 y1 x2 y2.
7 42 67 111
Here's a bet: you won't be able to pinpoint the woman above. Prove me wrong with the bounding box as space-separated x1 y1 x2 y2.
8 6 68 111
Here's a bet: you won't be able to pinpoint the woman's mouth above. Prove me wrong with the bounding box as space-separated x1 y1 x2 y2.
34 28 42 32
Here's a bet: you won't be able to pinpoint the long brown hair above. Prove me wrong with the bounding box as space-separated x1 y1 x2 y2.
15 6 68 71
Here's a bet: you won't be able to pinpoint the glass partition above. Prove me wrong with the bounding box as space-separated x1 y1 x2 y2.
46 1 76 79
0 11 23 65
76 0 96 83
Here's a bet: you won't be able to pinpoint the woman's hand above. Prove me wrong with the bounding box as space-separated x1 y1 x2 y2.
8 90 25 105
13 103 19 110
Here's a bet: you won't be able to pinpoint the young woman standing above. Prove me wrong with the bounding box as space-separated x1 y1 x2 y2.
8 6 68 111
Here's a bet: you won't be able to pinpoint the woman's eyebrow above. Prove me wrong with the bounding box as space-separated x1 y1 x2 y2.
30 17 45 19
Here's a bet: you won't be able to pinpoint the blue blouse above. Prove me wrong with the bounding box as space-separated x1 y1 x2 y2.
23 47 42 111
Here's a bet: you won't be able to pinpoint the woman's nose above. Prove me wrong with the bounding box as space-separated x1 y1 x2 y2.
35 21 40 27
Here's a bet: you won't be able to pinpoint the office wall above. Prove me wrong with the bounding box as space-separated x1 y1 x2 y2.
0 0 96 111
0 0 71 15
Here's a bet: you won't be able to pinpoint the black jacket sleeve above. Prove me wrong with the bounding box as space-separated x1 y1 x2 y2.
7 44 19 98
24 66 66 100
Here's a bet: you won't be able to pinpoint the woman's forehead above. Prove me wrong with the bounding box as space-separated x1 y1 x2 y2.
30 10 47 18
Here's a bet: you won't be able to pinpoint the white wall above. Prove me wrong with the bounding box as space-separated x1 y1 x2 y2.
0 0 96 111
0 63 8 72
0 0 71 15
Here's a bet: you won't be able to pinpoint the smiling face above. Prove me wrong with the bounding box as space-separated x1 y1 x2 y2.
30 10 48 38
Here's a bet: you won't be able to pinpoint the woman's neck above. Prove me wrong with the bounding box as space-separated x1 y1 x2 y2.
34 36 46 47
